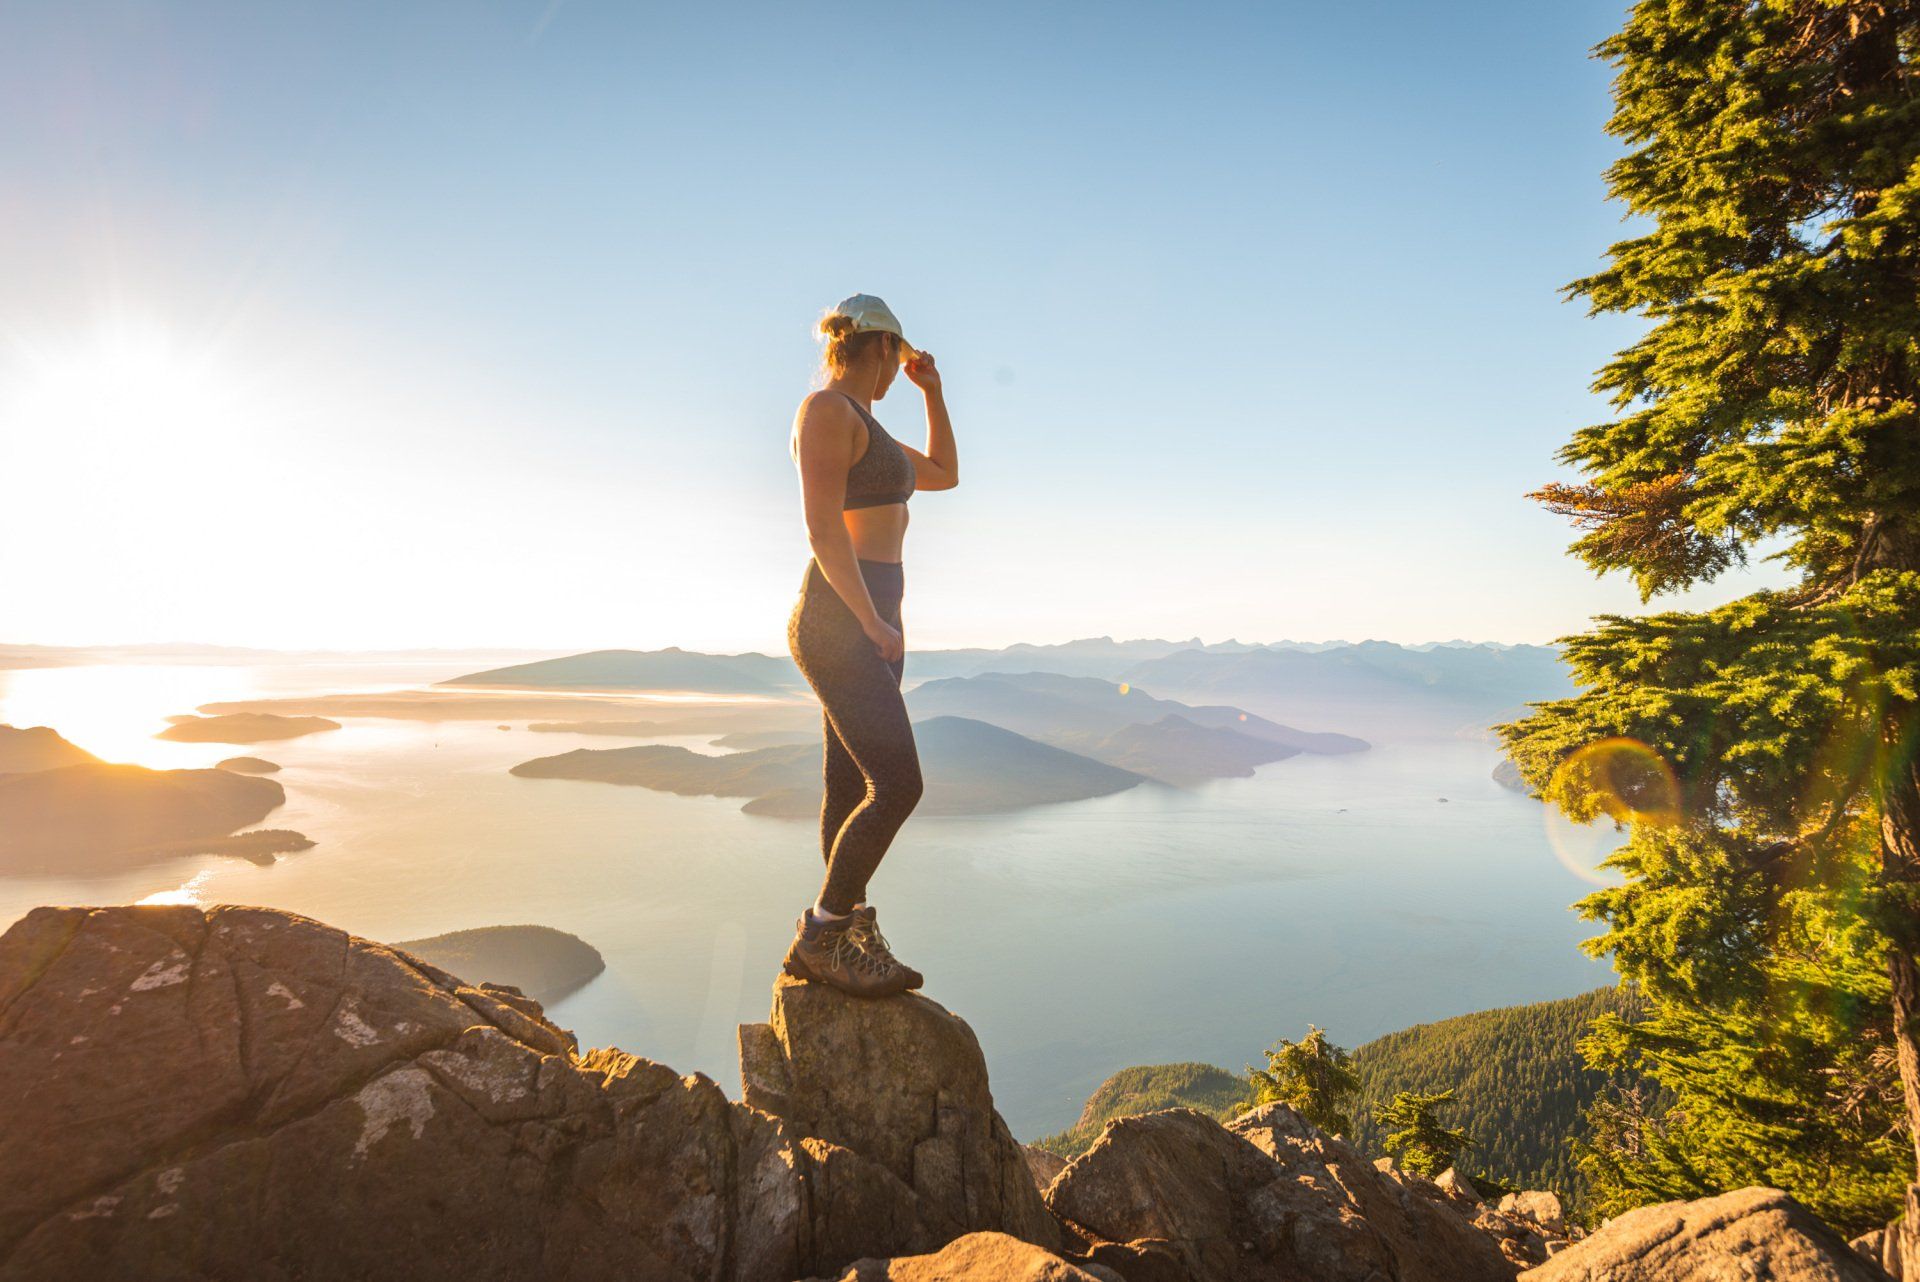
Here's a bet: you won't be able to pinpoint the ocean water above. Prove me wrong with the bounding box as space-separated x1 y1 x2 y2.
0 659 1620 1138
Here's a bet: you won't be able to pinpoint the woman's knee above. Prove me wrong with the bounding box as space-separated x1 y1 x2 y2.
873 760 924 817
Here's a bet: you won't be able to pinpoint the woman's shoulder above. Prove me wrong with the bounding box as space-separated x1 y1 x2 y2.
796 389 867 431
799 388 857 417
792 389 865 454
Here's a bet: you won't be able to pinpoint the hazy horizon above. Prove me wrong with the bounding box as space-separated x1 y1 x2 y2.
4 632 1564 658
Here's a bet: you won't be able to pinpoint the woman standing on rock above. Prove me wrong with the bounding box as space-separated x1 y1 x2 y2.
783 294 958 997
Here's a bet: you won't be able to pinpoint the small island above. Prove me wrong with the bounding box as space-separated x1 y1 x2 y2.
158 713 342 744
216 757 282 774
1492 757 1528 793
0 762 288 872
511 715 1147 817
136 829 315 865
393 925 606 1003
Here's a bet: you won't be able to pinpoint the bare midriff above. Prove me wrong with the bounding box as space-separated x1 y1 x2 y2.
844 503 909 564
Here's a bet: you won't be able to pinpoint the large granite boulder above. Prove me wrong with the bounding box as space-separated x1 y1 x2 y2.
0 904 910 1281
1519 1186 1890 1281
1499 1190 1567 1236
738 974 1060 1257
1436 1167 1484 1203
804 1231 1122 1281
1025 1144 1070 1190
1460 1199 1569 1270
1413 1173 1572 1269
1043 1102 1516 1282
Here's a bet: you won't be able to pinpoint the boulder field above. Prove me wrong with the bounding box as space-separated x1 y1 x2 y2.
0 904 1898 1281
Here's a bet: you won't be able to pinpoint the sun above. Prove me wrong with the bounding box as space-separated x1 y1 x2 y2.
3 314 240 451
0 310 267 642
0 310 256 530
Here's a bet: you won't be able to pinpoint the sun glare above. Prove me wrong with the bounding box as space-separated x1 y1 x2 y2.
5 316 239 448
0 666 264 769
1 312 270 641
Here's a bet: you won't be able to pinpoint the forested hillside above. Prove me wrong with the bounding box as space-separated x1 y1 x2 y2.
1034 1063 1247 1157
1037 990 1640 1201
1349 988 1640 1198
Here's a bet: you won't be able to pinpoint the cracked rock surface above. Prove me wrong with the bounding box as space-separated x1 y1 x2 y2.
739 973 1061 1257
802 1230 1123 1281
1518 1186 1889 1282
0 904 866 1281
1043 1104 1518 1282
6 905 1876 1282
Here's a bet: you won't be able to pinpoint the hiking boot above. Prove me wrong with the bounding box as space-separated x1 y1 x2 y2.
782 913 911 998
850 905 923 990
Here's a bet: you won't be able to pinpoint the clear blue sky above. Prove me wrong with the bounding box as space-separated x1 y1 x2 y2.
0 0 1790 651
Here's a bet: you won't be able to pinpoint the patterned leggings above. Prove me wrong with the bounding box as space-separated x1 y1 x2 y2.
787 557 923 914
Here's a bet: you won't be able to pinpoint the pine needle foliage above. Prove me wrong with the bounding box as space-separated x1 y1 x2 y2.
1502 0 1920 1237
1246 1025 1362 1137
1378 1088 1474 1177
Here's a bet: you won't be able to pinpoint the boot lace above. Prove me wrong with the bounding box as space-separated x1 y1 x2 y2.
823 922 897 979
847 914 900 965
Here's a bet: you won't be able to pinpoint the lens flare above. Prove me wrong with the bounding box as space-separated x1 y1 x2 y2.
1553 737 1681 827
1540 738 1678 886
1541 806 1621 886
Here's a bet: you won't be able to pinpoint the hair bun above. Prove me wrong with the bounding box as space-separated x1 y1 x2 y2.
819 313 856 339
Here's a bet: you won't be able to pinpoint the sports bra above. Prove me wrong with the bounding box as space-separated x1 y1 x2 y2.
836 391 916 511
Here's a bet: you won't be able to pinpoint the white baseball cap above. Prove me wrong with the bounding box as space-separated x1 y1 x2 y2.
827 293 916 360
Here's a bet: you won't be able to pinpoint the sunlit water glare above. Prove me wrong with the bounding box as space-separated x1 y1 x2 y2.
0 659 1621 1137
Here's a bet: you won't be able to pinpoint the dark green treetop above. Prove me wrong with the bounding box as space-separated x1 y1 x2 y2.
1247 1025 1361 1137
1377 1088 1474 1178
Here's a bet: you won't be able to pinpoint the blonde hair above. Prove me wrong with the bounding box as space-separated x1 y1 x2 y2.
818 312 898 377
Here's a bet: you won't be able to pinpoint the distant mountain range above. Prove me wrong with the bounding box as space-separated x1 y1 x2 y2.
440 638 1569 742
0 643 562 672
902 637 1251 681
1114 641 1572 740
443 648 800 696
902 672 1367 785
906 672 1366 752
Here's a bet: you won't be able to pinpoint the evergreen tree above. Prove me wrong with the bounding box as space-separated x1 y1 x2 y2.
1502 0 1920 1232
1377 1088 1473 1177
1247 1025 1361 1136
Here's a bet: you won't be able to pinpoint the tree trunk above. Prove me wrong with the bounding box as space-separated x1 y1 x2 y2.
1861 503 1920 1170
1884 732 1920 1170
